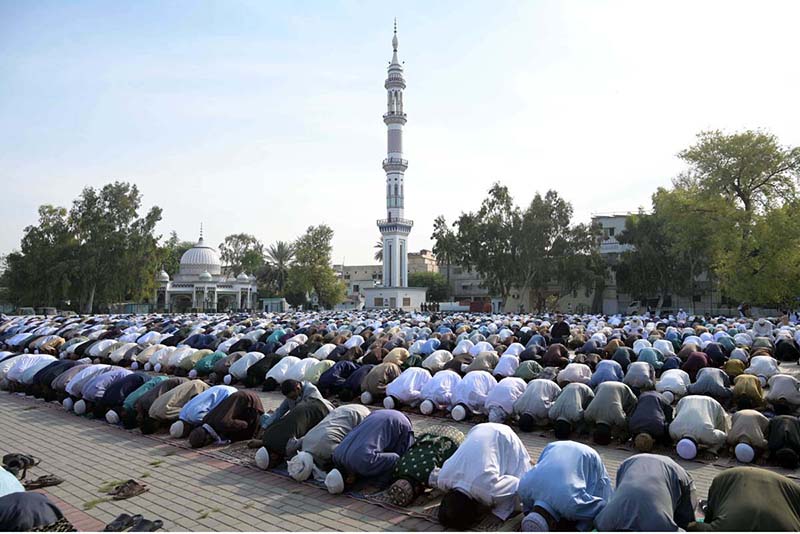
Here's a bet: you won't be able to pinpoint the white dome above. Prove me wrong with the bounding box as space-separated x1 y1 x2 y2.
237 272 250 282
157 270 170 282
199 271 213 282
180 238 222 276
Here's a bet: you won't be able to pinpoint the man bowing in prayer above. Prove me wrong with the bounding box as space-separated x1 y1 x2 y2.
517 440 612 532
325 410 414 494
259 379 333 430
435 423 532 530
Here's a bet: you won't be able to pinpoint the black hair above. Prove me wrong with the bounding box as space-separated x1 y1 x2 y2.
262 377 279 392
737 397 754 410
281 379 302 396
518 413 535 433
553 419 572 440
776 447 799 469
438 489 481 530
593 423 612 446
338 388 354 402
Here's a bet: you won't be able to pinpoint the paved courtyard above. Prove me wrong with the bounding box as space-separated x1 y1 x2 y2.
2 385 798 532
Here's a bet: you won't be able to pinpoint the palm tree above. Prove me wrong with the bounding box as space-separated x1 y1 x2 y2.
266 241 295 293
374 239 383 262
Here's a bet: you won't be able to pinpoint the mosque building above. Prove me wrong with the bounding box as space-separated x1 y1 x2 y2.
364 22 427 310
155 230 258 312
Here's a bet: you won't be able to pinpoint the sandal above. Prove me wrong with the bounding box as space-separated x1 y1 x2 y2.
2 453 41 480
23 474 64 490
109 479 149 500
103 513 140 532
129 518 163 532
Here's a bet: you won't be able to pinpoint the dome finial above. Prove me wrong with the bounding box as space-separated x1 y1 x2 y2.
200 222 204 240
392 18 398 52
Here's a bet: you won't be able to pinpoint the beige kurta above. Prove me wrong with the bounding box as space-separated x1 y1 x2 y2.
726 409 769 449
148 379 210 421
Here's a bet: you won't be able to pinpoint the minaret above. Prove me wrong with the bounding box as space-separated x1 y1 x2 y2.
378 20 413 288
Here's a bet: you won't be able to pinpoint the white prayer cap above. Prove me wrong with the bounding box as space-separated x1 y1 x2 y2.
130 361 139 370
735 443 755 463
188 369 198 379
325 468 345 494
662 391 675 405
223 374 233 385
420 400 434 415
287 451 314 482
106 410 120 425
63 398 74 411
170 420 184 438
154 363 163 373
143 363 152 371
73 399 86 415
522 512 549 531
452 404 467 421
255 447 270 470
360 391 373 405
383 397 396 410
676 438 697 460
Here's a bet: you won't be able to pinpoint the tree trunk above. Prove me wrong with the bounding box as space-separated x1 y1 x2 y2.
85 283 96 314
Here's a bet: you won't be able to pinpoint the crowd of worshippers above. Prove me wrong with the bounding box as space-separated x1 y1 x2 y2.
2 311 800 531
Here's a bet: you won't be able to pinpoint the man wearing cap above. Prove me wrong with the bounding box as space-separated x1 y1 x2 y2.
450 370 497 421
435 423 531 530
418 369 461 416
669 395 730 460
325 410 414 494
595 454 696 531
725 409 769 464
688 467 800 531
383 367 431 410
517 440 612 532
284 404 371 480
358 361 402 405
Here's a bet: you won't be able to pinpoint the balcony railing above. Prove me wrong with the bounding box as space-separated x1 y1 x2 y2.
383 157 408 167
377 218 414 227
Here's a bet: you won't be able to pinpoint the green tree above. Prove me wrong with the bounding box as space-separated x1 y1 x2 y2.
158 231 195 276
265 240 295 293
68 182 162 312
431 215 461 289
219 233 265 276
291 225 346 309
373 239 384 262
408 271 450 302
453 183 521 304
678 129 800 216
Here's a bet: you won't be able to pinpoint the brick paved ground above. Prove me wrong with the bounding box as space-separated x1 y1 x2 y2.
2 369 798 532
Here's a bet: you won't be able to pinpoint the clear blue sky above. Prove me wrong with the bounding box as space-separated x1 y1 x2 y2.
2 0 799 265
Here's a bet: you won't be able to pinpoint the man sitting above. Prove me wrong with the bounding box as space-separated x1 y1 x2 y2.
259 379 333 430
517 440 612 531
435 423 531 530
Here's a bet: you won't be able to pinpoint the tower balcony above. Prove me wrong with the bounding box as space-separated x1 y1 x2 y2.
384 76 406 89
383 112 407 125
382 157 408 171
377 218 414 234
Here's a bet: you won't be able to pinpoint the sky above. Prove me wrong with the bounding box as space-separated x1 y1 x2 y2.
2 0 799 265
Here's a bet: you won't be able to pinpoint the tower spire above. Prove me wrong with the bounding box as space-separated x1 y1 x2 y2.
199 222 204 242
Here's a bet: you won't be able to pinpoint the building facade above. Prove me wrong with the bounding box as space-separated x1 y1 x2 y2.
407 249 438 274
155 233 258 313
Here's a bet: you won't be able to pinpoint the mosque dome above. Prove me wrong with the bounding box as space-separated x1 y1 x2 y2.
179 237 222 276
199 271 213 282
236 272 250 282
157 270 170 282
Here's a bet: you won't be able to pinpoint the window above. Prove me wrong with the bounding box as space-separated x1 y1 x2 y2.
353 284 360 293
374 297 384 306
693 294 702 302
608 227 615 237
403 297 411 306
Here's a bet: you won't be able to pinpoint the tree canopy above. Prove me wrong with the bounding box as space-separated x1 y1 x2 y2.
219 233 264 276
408 271 450 302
